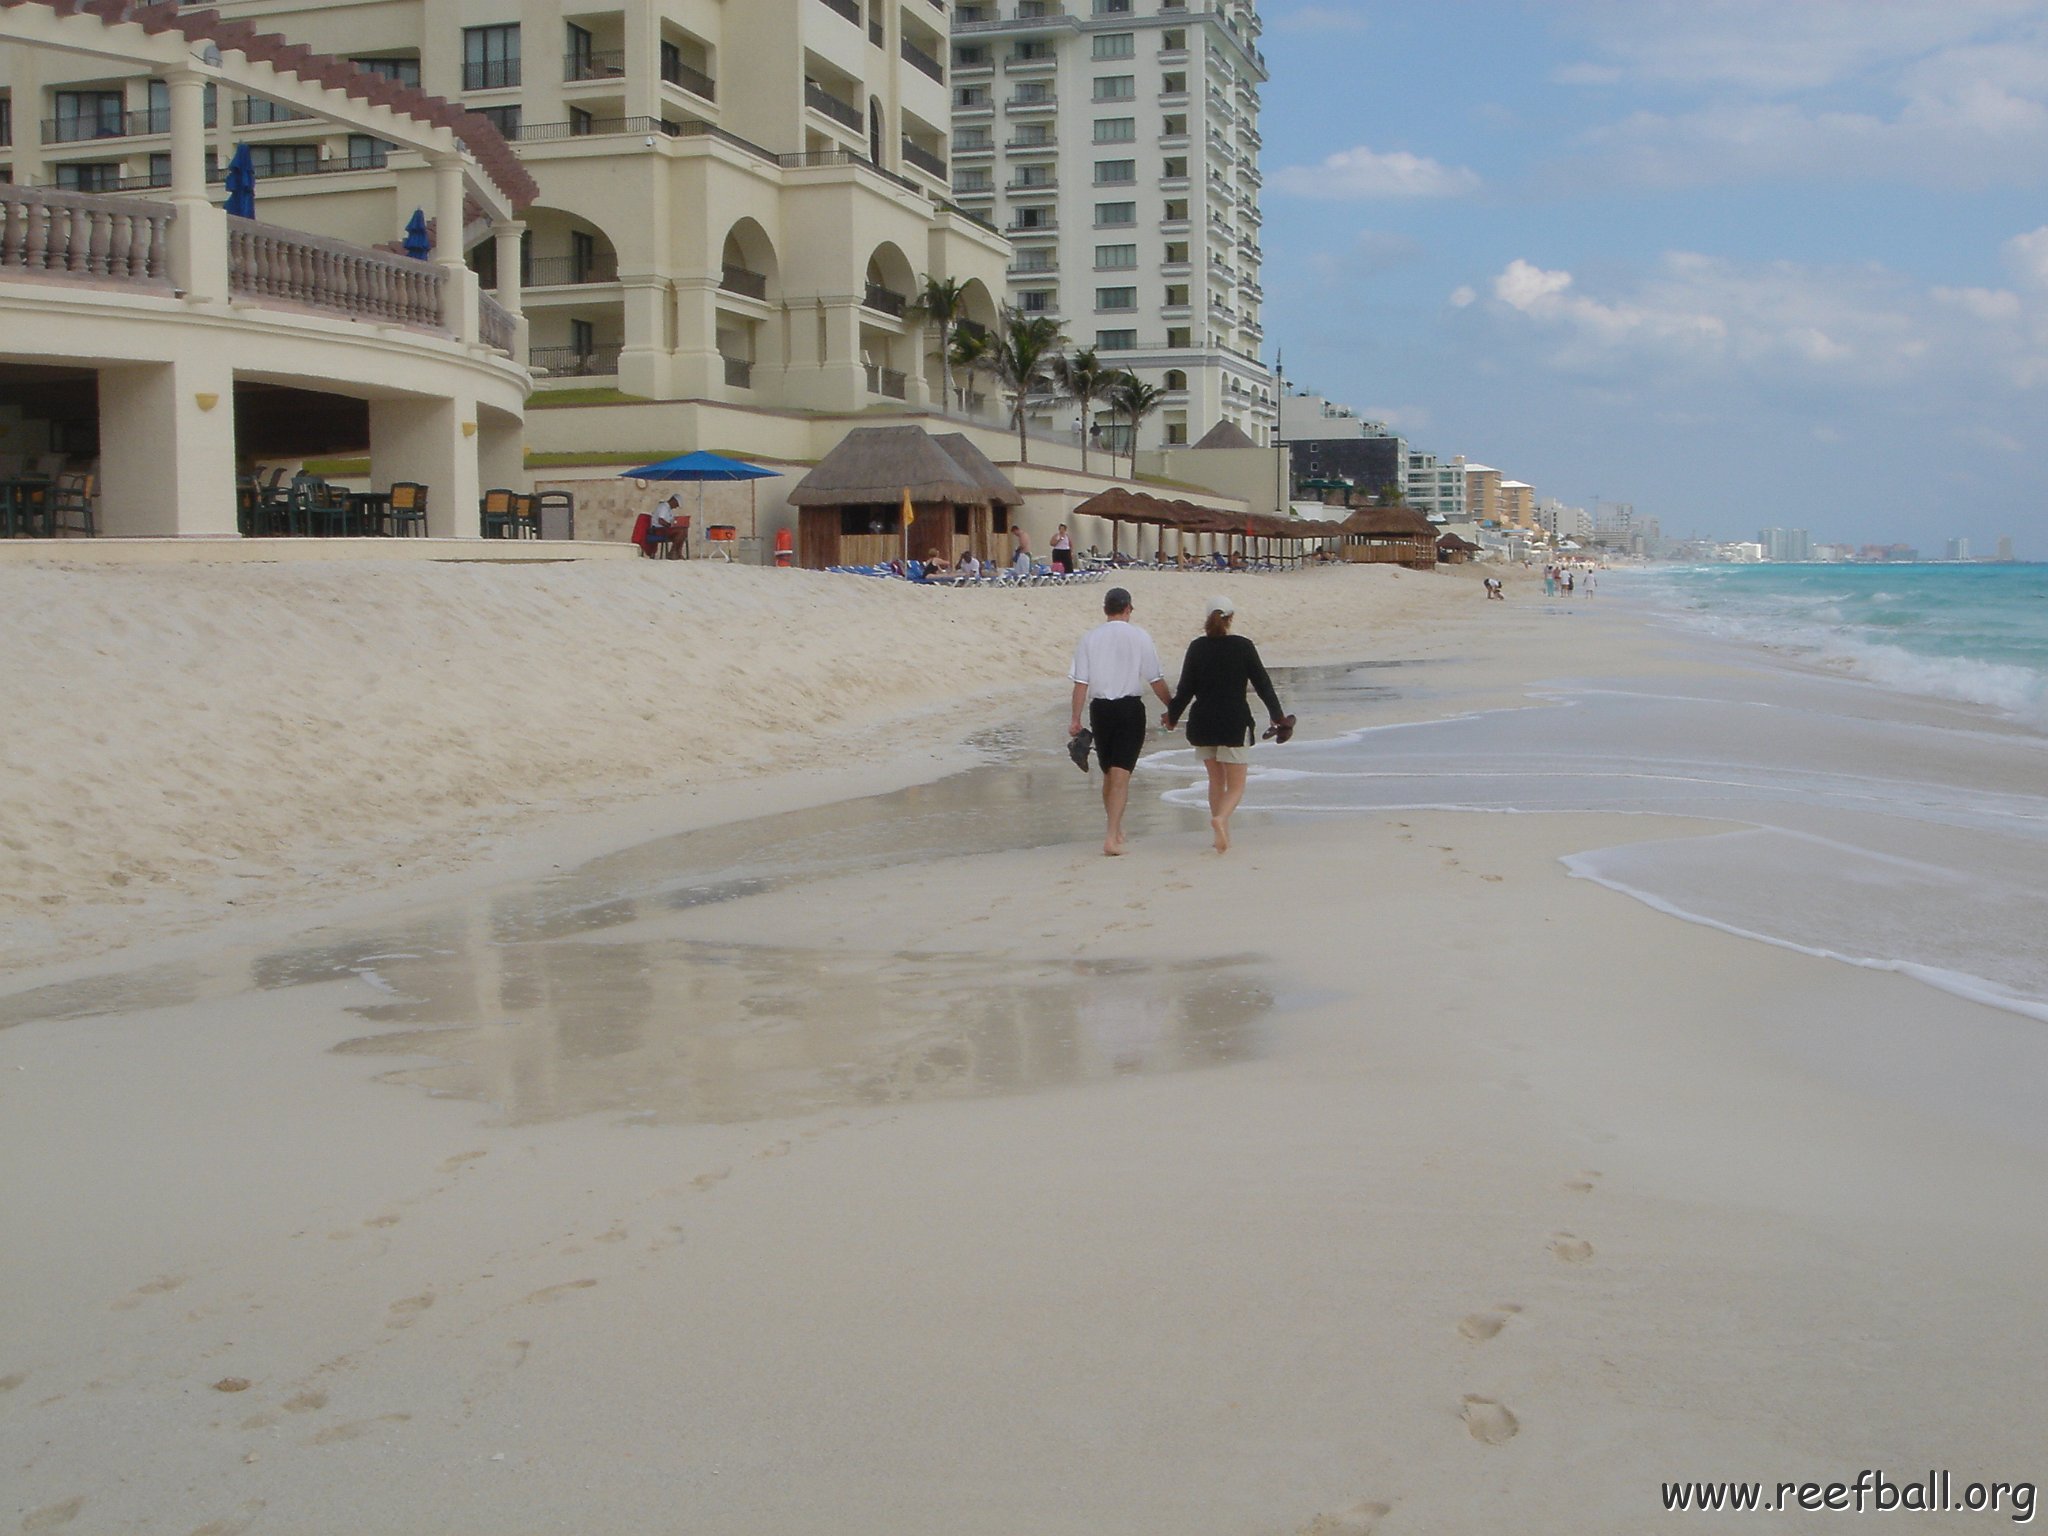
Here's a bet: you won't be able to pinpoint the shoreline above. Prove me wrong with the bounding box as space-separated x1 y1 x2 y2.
5 562 2046 1533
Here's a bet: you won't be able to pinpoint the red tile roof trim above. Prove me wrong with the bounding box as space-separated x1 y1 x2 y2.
6 0 539 210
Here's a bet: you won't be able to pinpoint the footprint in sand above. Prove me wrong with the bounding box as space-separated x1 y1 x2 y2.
1550 1233 1594 1263
690 1167 732 1191
310 1413 410 1446
385 1294 434 1328
0 1372 24 1393
363 1213 400 1229
185 1500 266 1536
1461 1396 1520 1445
756 1141 792 1160
439 1150 488 1173
1458 1305 1522 1342
21 1496 86 1532
1296 1499 1392 1535
282 1390 328 1414
111 1275 187 1310
522 1279 597 1304
593 1226 629 1244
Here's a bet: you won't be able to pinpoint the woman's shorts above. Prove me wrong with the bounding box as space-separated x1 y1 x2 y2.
1194 743 1255 765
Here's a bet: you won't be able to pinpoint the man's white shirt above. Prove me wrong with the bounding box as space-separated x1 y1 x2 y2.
1070 620 1165 702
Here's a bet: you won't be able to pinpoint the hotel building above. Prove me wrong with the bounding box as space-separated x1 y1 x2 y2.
4 0 1012 416
947 0 1275 449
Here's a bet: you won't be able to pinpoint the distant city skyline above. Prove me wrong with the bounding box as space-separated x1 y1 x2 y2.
1257 1 2048 561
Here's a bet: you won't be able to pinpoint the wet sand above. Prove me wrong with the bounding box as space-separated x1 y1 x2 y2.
4 583 2046 1534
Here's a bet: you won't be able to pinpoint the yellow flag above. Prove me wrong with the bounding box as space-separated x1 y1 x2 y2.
901 488 916 527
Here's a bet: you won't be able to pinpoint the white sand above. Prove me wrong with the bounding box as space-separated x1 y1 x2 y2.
3 562 2044 1535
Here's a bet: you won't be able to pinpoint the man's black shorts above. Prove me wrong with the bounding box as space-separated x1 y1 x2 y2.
1089 696 1147 773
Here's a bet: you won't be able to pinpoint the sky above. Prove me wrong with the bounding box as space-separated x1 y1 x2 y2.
1256 0 2048 555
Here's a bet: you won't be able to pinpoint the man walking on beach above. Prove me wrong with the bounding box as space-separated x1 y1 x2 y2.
1070 587 1173 857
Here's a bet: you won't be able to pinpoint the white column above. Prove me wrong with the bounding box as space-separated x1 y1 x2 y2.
492 220 525 316
429 154 476 343
99 358 237 536
164 68 227 302
371 394 480 537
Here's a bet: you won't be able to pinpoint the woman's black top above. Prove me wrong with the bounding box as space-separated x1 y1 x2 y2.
1166 633 1283 747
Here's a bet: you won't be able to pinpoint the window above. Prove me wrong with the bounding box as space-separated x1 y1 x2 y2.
1093 117 1135 143
1095 244 1137 268
1012 125 1053 146
1166 327 1192 348
1012 208 1052 229
1013 41 1053 62
1095 201 1135 226
1012 166 1054 188
1093 159 1135 185
147 153 171 187
955 128 992 149
955 45 990 67
1096 330 1137 350
241 97 306 125
569 107 594 136
1019 289 1056 312
352 56 421 87
473 105 522 138
1093 75 1135 101
1164 370 1187 390
55 161 121 191
247 144 318 177
1166 423 1188 445
957 86 992 108
463 25 520 91
347 134 391 169
0 97 10 150
1094 0 1133 12
567 23 594 76
1096 287 1136 311
954 169 992 190
53 90 124 143
1091 33 1135 59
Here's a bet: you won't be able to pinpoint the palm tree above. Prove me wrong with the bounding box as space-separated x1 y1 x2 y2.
1051 347 1118 477
949 326 993 419
910 275 968 412
1107 372 1164 480
987 310 1067 464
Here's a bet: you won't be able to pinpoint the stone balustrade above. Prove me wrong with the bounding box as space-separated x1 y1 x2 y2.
0 185 174 288
479 290 517 354
226 214 445 331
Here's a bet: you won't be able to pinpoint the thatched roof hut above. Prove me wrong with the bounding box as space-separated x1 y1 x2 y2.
1191 420 1259 450
1339 503 1439 569
790 426 1022 569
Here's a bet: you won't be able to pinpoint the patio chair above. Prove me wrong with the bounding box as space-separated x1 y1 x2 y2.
480 487 518 538
511 492 541 539
387 482 428 537
50 473 96 536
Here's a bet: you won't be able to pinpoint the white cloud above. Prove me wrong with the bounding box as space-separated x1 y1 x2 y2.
2006 224 2048 287
1270 4 1371 33
1448 285 1477 308
1272 146 1481 200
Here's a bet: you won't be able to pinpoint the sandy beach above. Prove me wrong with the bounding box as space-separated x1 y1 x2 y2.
4 559 2045 1534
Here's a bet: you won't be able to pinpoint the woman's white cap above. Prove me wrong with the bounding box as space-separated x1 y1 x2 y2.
1208 595 1235 617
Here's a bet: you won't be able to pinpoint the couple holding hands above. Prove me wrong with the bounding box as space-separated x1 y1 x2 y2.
1068 586 1295 857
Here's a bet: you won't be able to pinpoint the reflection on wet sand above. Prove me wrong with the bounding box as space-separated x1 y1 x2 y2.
332 938 1274 1125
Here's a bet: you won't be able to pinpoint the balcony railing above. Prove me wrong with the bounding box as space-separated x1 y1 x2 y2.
804 81 863 131
479 291 517 354
901 139 947 179
233 100 313 127
863 282 907 317
565 49 626 81
0 184 172 287
462 59 522 91
865 363 907 399
42 109 170 144
902 37 945 81
720 264 768 299
723 355 753 388
1007 177 1057 193
816 0 863 25
1005 94 1057 112
1005 135 1056 152
530 344 622 376
525 253 618 286
227 215 445 331
662 59 716 101
1006 219 1056 234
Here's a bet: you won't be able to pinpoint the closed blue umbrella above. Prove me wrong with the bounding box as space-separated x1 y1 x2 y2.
619 451 780 549
222 144 256 219
402 208 431 261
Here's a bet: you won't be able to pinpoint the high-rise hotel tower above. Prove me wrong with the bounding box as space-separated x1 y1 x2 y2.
948 0 1275 450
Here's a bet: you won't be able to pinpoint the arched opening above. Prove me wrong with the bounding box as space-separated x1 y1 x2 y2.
716 219 782 393
1164 369 1188 392
860 241 918 399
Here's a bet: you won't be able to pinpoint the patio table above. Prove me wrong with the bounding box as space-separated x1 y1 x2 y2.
348 491 393 537
1 478 54 537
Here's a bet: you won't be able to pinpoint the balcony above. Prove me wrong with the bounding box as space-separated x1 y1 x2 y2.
1004 94 1058 114
862 281 908 318
1006 176 1057 193
952 135 996 156
865 363 907 399
1005 134 1057 154
815 0 863 24
720 264 769 300
525 252 619 286
723 355 753 388
1005 218 1057 236
1004 52 1057 73
530 343 622 376
41 109 169 144
804 81 863 131
952 54 994 76
1007 259 1058 276
902 139 948 179
902 37 946 82
954 95 995 117
661 59 717 101
565 50 626 82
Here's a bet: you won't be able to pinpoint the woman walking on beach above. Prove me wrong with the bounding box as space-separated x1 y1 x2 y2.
1164 597 1292 854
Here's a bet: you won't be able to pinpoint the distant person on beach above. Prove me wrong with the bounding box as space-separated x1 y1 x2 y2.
1011 525 1032 574
1484 576 1504 600
644 494 685 558
1051 523 1073 573
1164 597 1291 854
1070 587 1173 857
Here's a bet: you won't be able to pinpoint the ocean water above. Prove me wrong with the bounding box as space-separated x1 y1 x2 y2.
1629 563 2048 731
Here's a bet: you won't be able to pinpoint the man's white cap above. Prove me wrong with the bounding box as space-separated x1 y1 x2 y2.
1208 595 1235 617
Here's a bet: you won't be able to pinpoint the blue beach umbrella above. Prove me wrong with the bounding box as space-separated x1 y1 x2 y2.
402 208 431 261
619 451 780 545
222 144 256 219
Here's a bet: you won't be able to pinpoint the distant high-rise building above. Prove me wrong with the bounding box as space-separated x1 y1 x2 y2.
1405 450 1467 522
1946 537 1972 561
1997 534 2016 562
1497 480 1535 531
1465 464 1503 525
1758 527 1812 562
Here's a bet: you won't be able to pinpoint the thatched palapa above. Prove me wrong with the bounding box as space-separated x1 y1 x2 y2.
790 426 1022 569
1338 504 1439 569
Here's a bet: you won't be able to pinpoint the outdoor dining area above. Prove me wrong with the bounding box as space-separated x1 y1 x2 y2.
1069 487 1354 570
231 474 575 539
1 457 96 538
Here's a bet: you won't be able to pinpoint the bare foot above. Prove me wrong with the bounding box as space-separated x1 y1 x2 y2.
1104 839 1128 857
1211 816 1231 853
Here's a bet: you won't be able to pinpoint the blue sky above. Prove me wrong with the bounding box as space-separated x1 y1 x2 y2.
1257 1 2048 555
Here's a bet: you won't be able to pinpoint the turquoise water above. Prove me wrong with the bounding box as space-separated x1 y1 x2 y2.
1629 563 2048 730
